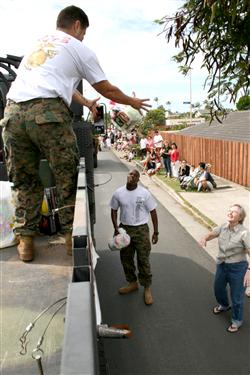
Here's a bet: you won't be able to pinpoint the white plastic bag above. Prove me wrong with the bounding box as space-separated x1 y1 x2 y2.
108 228 131 251
123 106 143 124
0 181 17 248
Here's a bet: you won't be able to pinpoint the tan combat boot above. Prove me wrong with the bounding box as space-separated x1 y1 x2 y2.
118 281 139 295
64 232 72 256
144 287 153 305
17 236 34 262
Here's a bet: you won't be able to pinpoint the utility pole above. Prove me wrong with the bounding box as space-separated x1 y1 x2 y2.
183 67 193 125
189 68 192 124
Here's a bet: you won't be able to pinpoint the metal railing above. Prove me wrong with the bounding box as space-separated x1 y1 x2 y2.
60 159 100 375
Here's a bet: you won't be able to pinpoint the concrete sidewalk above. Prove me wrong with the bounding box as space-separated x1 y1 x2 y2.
179 178 250 230
111 148 250 261
153 174 250 231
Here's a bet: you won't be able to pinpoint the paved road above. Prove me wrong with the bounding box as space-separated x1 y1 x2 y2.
94 149 250 375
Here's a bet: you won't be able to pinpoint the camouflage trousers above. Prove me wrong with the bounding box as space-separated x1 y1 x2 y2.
1 98 79 236
119 223 152 287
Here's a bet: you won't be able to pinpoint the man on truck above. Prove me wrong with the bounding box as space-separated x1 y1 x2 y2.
1 5 151 262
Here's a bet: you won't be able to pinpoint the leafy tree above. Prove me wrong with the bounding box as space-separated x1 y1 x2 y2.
155 0 250 121
137 119 151 136
236 95 250 110
142 107 166 132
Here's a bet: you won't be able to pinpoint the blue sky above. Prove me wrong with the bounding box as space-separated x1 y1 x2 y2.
0 0 235 113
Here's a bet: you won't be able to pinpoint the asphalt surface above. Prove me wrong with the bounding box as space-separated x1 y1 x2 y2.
94 149 250 375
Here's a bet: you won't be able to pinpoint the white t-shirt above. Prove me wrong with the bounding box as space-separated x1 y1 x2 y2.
140 138 148 150
153 134 163 148
110 185 157 226
7 30 106 107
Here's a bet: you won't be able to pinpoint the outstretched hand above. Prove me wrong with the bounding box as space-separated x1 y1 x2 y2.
130 97 151 115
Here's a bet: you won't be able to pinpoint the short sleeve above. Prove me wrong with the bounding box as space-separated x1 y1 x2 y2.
109 193 119 210
144 191 157 212
77 46 106 85
242 230 250 249
212 225 221 236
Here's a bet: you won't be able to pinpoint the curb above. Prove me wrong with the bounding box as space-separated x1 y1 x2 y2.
150 175 216 230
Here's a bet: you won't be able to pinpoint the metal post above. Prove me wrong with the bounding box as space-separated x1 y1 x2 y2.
99 102 108 135
189 69 192 125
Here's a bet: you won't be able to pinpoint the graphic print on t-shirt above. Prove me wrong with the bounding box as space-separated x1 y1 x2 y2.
135 196 144 222
25 42 58 69
25 35 71 70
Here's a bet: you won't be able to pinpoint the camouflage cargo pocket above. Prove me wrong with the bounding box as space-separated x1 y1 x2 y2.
35 111 65 125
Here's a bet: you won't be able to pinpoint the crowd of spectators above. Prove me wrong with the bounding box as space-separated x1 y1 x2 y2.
100 128 217 192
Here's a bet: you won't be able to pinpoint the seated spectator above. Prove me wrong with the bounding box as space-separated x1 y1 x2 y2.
192 162 205 187
178 160 190 183
205 164 217 188
180 165 196 189
123 149 135 162
144 149 162 176
120 139 128 151
128 150 135 162
116 140 122 151
181 163 204 190
196 163 217 192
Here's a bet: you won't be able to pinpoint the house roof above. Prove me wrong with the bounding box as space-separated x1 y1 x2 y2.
178 110 250 142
